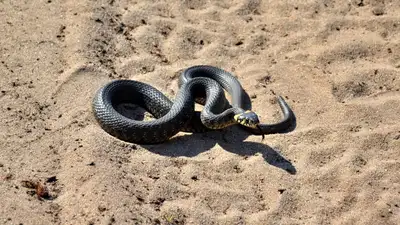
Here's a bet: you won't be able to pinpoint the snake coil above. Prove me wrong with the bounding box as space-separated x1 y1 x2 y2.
93 65 295 144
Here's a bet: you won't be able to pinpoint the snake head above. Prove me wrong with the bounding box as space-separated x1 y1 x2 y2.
234 110 260 128
234 111 265 140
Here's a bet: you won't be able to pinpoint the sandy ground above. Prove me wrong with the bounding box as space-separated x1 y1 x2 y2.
1 0 400 224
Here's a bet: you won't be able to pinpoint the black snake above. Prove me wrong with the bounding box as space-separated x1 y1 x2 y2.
92 65 295 144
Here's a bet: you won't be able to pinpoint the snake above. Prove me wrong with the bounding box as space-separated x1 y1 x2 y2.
92 65 295 144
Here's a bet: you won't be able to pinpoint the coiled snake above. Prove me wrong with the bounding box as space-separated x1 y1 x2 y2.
92 65 295 144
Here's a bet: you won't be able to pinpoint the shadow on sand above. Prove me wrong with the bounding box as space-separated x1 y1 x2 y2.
140 122 297 174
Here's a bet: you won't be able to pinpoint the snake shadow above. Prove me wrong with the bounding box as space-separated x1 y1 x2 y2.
141 117 297 175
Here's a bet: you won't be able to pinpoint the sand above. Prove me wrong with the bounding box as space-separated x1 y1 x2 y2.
1 0 400 224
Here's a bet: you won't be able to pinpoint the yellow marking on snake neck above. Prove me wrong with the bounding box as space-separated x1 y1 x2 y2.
234 114 247 126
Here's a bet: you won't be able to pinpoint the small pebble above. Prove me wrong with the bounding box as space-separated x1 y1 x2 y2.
372 7 385 16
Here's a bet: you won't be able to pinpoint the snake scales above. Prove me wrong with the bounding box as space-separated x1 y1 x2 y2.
92 65 295 144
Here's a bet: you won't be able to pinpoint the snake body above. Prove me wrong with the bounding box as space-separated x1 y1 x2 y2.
92 65 295 144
